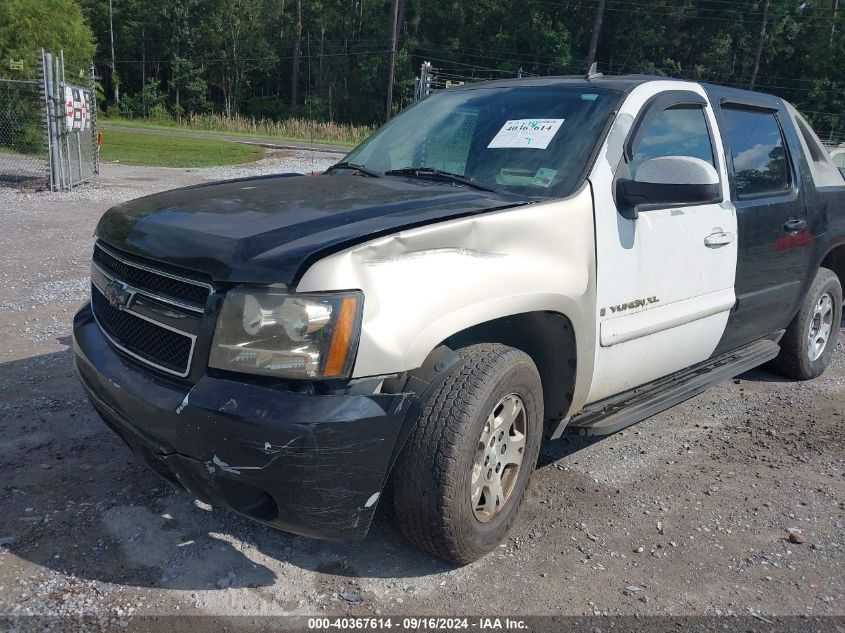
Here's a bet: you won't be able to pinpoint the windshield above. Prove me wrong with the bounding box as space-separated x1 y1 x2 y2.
343 84 622 198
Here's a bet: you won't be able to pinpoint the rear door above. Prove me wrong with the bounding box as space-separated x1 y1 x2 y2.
712 104 811 353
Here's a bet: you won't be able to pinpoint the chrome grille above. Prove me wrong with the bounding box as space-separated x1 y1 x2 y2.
90 242 209 378
93 243 211 311
92 286 193 374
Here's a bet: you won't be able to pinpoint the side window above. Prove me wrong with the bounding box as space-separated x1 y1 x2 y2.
630 105 716 178
834 153 845 169
721 108 790 198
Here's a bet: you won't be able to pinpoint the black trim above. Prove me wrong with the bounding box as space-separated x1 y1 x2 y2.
615 179 720 218
718 98 779 114
558 337 781 437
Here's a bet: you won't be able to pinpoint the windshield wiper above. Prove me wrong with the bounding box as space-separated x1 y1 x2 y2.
383 167 498 192
326 161 381 177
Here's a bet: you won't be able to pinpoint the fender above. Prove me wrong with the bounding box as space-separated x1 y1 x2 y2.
296 183 599 414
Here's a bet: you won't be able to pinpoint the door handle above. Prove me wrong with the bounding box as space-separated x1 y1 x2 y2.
783 218 807 233
704 231 735 248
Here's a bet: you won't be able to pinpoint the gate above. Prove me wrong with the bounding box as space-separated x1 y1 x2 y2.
43 50 99 190
0 49 98 191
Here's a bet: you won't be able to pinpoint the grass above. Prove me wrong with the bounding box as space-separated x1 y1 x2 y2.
101 113 374 147
99 129 265 167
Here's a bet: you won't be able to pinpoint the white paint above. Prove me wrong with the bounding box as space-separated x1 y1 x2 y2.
585 79 738 403
210 455 263 475
298 79 745 415
297 186 599 412
487 119 564 149
600 288 735 347
175 393 190 415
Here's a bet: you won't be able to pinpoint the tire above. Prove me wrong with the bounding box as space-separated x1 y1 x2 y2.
391 343 544 564
770 267 842 380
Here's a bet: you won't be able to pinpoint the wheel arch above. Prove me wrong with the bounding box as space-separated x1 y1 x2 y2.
821 245 845 290
437 311 578 429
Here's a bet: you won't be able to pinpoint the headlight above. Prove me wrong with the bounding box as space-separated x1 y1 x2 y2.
209 288 363 379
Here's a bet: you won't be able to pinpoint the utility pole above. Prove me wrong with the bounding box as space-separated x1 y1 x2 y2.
291 0 302 113
833 0 840 45
141 28 146 116
749 0 770 91
585 0 606 75
385 0 400 121
109 0 119 105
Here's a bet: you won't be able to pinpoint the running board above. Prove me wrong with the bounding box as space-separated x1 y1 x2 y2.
552 338 781 438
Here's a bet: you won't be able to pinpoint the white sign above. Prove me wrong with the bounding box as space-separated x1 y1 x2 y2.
487 118 564 149
64 85 91 131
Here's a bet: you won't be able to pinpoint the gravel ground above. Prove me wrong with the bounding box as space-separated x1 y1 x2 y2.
1 150 844 629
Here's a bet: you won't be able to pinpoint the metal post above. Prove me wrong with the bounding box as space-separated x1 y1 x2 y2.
76 131 83 182
51 54 65 191
41 50 59 191
90 64 99 176
60 50 73 189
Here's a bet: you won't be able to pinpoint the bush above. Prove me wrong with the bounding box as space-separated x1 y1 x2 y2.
16 122 44 153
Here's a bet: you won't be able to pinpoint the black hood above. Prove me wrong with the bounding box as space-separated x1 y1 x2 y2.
96 173 525 285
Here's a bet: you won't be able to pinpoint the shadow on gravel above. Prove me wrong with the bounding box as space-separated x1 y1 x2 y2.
4 329 833 591
537 434 606 469
0 343 455 594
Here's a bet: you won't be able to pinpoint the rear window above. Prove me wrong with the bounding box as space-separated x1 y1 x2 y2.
721 108 790 199
834 152 845 169
788 103 845 187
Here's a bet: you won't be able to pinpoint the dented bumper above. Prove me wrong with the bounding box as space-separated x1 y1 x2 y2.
72 303 415 541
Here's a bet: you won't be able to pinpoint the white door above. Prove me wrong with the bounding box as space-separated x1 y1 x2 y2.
586 81 737 403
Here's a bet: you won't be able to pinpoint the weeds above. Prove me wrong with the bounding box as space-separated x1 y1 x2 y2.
102 113 374 146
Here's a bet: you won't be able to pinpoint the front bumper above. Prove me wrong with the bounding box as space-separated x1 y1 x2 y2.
72 303 415 541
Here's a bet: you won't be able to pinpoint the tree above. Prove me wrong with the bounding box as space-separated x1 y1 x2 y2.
0 0 96 80
749 0 771 90
585 0 605 74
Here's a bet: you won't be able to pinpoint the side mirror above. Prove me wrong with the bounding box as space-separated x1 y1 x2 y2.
616 156 720 219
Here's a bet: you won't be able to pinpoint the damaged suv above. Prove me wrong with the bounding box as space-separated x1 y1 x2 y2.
74 76 845 563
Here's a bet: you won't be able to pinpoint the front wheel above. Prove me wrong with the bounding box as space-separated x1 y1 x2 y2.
391 343 544 563
770 267 842 380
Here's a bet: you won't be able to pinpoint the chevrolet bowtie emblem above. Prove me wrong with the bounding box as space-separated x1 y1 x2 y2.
104 279 132 309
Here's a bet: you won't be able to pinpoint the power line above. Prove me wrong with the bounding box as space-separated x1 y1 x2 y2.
95 49 392 65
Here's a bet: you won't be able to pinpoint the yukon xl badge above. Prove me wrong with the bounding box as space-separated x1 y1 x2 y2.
104 279 133 310
600 296 660 317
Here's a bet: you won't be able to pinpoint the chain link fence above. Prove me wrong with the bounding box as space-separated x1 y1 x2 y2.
0 78 49 189
0 49 98 191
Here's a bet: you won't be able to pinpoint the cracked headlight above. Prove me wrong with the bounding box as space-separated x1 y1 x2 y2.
209 288 363 379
